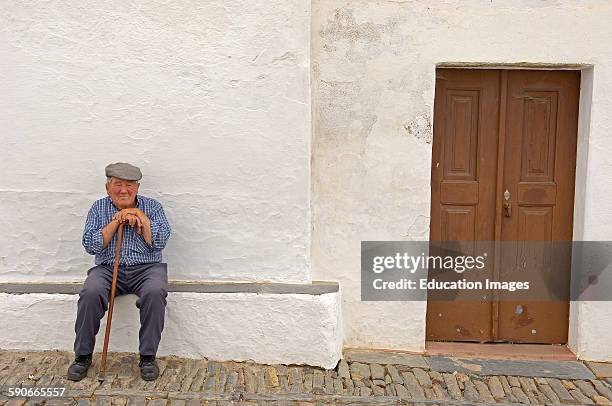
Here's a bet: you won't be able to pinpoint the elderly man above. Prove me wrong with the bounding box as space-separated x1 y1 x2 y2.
67 162 172 381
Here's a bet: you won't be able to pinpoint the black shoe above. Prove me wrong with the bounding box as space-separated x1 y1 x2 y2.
67 353 92 381
139 354 159 381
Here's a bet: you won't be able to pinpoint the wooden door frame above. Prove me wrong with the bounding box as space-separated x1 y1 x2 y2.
425 65 589 345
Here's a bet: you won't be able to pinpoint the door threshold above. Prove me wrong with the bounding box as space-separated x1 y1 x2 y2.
426 341 577 361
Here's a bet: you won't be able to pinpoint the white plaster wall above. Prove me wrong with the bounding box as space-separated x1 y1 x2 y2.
0 0 311 283
568 69 594 360
311 0 612 360
0 291 342 369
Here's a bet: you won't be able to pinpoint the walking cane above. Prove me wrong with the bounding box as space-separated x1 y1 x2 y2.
97 221 125 382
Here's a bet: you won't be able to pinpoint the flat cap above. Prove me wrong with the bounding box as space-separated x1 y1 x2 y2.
105 162 142 181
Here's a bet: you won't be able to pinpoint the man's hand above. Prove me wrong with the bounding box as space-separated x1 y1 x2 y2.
113 208 147 223
113 208 150 235
113 208 152 245
125 213 143 234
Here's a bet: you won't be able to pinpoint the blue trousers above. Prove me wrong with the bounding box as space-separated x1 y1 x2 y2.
73 262 168 357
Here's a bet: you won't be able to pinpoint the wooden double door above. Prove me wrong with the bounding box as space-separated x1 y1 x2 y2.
426 68 580 344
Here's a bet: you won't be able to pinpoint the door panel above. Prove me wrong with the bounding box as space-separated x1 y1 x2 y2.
497 70 579 343
427 68 579 344
426 69 500 342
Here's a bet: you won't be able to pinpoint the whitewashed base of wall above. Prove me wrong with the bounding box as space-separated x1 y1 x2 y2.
0 291 343 369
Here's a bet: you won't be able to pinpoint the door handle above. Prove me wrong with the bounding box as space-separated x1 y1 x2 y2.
503 189 512 217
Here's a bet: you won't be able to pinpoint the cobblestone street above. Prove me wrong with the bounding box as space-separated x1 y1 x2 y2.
1 350 612 406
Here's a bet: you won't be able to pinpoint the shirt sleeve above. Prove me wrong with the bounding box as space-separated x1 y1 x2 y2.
143 203 172 252
82 204 106 255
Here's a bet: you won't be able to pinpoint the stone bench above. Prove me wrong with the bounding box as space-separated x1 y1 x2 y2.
0 280 342 368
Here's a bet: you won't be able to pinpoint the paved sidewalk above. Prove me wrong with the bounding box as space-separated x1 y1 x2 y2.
1 349 612 406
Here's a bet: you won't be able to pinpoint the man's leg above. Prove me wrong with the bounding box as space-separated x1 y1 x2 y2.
127 263 168 356
74 265 129 356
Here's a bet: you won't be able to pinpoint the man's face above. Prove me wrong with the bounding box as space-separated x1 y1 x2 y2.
105 177 140 209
